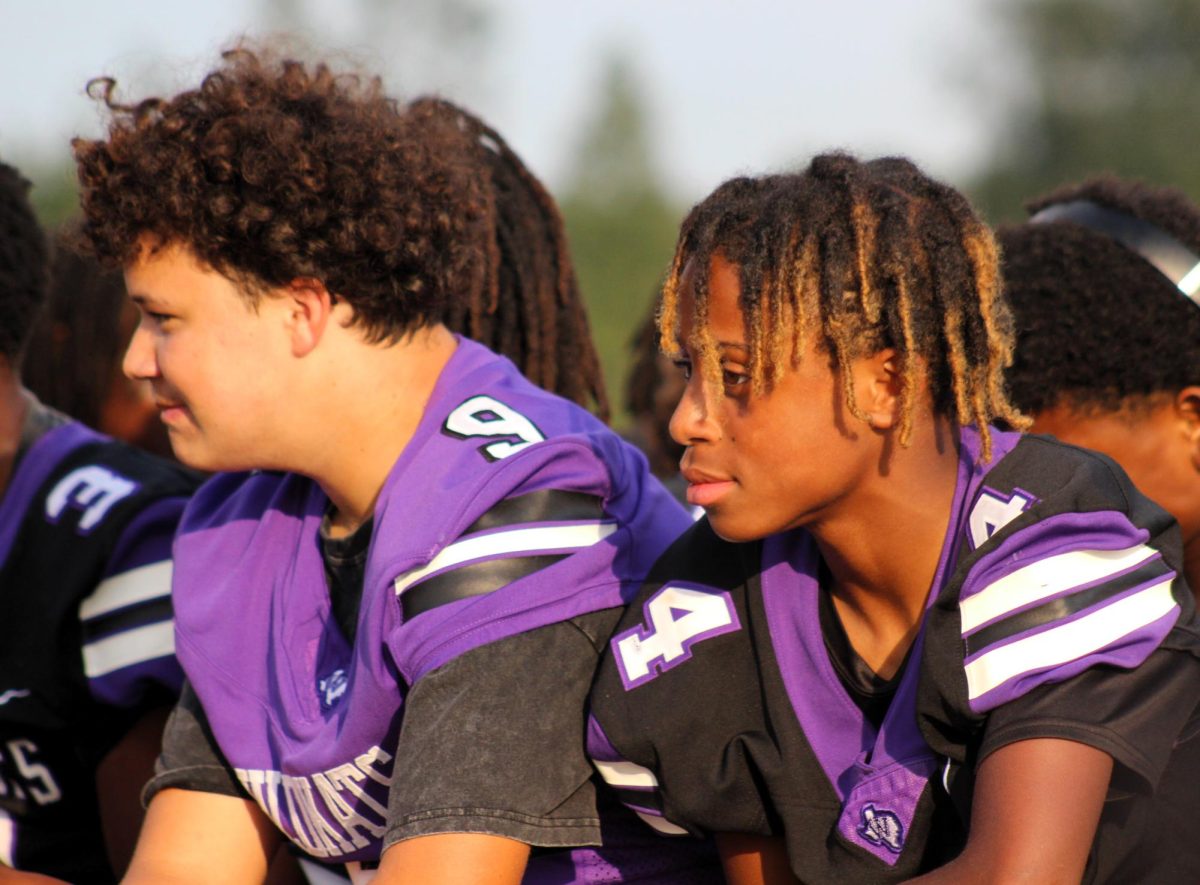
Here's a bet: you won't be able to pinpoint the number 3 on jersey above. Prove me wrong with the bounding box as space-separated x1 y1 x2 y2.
444 395 546 461
613 584 741 690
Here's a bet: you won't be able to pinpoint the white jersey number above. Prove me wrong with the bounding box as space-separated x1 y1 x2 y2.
0 739 62 806
46 465 137 533
967 489 1036 549
444 396 546 461
614 585 739 688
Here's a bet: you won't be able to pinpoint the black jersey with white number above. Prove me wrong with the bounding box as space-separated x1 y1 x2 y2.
0 411 195 882
588 427 1200 883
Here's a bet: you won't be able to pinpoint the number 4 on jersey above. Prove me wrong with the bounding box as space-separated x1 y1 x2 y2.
613 584 741 690
967 487 1038 549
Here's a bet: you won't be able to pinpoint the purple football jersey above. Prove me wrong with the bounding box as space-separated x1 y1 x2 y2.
171 339 696 877
1 414 191 880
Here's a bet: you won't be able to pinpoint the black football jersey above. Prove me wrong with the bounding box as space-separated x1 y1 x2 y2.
0 418 195 882
588 428 1200 883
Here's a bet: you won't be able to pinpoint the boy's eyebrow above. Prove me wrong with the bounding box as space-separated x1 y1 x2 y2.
714 340 750 352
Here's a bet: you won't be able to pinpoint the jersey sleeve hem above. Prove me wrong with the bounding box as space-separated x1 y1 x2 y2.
142 764 249 807
382 808 602 849
978 717 1158 788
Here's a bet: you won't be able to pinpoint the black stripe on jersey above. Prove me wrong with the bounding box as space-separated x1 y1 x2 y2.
81 596 173 644
963 557 1173 658
401 553 569 620
610 785 666 814
463 490 604 535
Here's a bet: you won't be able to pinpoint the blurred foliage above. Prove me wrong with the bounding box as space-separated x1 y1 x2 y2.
560 54 681 429
25 160 81 232
968 0 1200 222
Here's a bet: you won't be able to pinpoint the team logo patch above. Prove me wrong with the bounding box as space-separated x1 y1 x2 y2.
318 669 349 709
858 803 904 853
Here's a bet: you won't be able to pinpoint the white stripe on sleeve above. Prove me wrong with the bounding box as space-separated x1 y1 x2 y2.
82 620 176 678
592 758 691 835
633 809 690 836
79 560 172 621
393 521 617 596
959 544 1159 633
593 758 660 789
964 578 1177 701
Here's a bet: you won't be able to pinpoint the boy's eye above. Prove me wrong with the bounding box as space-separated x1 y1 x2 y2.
721 368 750 388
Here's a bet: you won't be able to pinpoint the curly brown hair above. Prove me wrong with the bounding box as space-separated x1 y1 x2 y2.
72 48 485 343
660 153 1028 462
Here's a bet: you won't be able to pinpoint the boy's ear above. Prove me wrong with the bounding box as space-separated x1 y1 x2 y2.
1176 387 1200 472
856 348 902 430
283 278 335 357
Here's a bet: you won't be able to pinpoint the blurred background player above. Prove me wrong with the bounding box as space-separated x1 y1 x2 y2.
73 49 714 883
0 160 196 882
1001 177 1200 594
22 239 172 459
624 303 686 503
426 97 610 422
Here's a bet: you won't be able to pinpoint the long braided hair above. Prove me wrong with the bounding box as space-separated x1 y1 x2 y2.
417 98 610 420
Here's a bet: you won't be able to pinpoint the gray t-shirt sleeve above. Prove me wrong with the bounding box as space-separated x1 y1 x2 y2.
383 609 621 850
142 680 248 806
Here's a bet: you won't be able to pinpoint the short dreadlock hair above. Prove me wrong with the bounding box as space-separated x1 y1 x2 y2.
72 47 484 344
1000 176 1200 416
659 152 1026 461
419 98 609 420
0 160 48 364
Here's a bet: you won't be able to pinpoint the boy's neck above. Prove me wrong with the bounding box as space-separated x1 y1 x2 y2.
811 417 963 678
306 325 459 538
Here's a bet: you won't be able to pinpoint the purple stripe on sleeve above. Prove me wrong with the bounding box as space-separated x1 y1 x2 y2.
586 714 624 763
958 510 1150 603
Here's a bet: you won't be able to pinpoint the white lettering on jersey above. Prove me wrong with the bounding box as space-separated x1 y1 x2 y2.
45 465 138 532
613 584 740 689
443 396 546 461
967 488 1036 549
235 746 392 859
0 740 62 805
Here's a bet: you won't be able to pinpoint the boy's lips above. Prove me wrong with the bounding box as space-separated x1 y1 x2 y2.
681 467 735 508
154 398 188 423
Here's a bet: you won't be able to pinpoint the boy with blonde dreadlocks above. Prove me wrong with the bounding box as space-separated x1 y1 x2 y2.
587 153 1200 883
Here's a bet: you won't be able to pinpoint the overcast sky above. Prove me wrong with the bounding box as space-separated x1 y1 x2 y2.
0 0 1011 204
